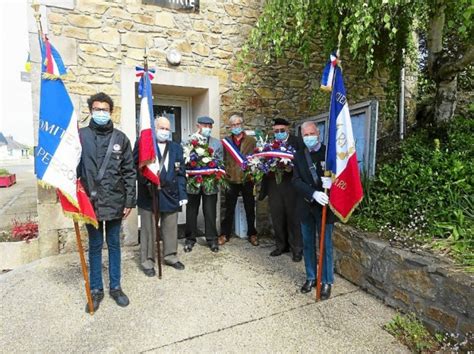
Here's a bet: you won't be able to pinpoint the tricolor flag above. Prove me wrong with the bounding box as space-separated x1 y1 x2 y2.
35 36 97 227
137 66 160 185
324 56 363 222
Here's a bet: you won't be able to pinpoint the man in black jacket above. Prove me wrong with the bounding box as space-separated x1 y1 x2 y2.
259 118 303 261
78 92 136 313
292 121 334 299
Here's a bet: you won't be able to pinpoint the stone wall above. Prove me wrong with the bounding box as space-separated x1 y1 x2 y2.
333 224 473 336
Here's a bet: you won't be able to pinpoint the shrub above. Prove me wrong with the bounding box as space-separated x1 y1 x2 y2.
0 168 11 176
352 116 474 266
11 218 39 242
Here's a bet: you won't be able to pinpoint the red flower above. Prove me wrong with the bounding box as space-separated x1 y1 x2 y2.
208 147 214 154
196 176 203 183
191 140 198 147
254 147 259 153
208 161 216 168
272 141 280 149
190 161 197 167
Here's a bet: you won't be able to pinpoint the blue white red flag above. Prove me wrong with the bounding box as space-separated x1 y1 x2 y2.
35 37 97 226
137 67 160 185
325 59 363 222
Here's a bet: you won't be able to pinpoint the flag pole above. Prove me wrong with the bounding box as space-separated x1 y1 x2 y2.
316 29 343 301
143 48 163 279
74 221 95 314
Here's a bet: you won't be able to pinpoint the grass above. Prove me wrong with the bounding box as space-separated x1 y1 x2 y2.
385 313 438 352
385 313 474 352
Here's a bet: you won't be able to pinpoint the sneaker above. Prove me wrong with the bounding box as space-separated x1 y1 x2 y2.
110 288 130 307
85 289 104 313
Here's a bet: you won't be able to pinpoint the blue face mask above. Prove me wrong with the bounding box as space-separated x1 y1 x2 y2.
303 135 319 149
201 127 212 138
156 129 170 142
274 131 288 141
92 111 111 125
231 127 243 135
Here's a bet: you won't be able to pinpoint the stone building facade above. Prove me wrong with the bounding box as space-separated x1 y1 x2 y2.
28 0 391 255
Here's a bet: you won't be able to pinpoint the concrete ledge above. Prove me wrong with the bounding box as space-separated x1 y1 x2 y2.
334 224 474 336
0 238 40 270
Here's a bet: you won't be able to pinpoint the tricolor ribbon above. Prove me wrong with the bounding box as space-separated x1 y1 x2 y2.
135 66 156 81
222 137 246 168
251 151 294 160
320 53 338 92
186 168 226 176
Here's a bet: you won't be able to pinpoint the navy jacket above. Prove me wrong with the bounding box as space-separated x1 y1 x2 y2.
134 140 187 213
292 144 335 224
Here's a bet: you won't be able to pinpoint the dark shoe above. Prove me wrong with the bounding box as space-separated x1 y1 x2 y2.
248 235 259 246
143 268 156 277
321 284 332 300
292 253 303 262
167 261 185 270
209 243 219 252
183 243 194 253
110 288 129 307
218 235 229 245
85 289 104 313
270 249 283 257
300 280 316 294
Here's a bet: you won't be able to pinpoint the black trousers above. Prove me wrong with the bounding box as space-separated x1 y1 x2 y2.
267 177 303 254
185 192 218 245
221 182 257 237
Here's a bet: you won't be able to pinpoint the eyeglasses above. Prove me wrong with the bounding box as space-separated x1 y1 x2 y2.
92 107 110 113
273 129 287 133
230 122 242 127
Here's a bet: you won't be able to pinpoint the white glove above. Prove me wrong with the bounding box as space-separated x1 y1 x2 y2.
312 191 328 206
321 177 332 190
179 200 188 206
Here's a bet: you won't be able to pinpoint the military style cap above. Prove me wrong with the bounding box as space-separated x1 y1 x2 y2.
197 116 215 124
273 118 290 126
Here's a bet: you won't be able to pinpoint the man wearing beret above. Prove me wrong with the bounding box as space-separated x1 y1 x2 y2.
184 116 223 253
259 118 303 262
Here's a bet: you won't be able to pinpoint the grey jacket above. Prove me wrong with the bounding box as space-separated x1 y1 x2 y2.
184 133 223 195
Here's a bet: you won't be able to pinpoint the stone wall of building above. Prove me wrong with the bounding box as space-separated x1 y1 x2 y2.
333 224 473 336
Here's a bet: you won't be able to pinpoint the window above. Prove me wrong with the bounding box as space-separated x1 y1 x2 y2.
297 100 378 177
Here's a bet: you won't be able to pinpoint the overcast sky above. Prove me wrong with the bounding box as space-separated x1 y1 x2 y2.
0 0 33 146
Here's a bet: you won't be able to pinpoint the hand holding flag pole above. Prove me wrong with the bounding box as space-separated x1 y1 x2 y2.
32 1 95 314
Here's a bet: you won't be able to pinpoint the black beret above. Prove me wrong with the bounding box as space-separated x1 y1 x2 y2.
197 116 215 124
273 118 290 126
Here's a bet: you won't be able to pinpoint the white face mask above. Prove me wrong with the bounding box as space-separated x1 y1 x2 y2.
201 127 212 138
156 129 170 142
